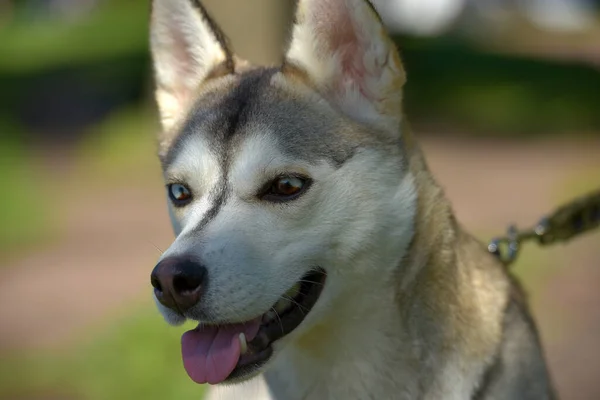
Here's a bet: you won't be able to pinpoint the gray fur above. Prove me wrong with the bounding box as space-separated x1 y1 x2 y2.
162 68 356 173
474 289 557 400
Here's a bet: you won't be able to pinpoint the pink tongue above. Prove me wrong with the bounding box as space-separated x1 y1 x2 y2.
181 318 261 385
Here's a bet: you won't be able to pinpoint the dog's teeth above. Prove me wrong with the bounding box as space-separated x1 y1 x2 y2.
239 333 248 355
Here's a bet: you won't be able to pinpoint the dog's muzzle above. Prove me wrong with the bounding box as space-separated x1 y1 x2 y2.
150 258 327 385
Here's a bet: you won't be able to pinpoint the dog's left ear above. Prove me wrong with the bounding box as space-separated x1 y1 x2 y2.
284 0 406 132
150 0 236 136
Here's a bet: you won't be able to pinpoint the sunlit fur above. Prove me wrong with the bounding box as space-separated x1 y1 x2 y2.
286 0 406 131
151 0 231 141
149 1 555 399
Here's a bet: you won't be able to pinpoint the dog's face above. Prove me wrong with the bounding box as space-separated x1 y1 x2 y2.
150 0 416 385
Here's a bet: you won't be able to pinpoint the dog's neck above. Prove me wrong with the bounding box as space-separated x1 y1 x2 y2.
262 128 508 400
265 282 416 399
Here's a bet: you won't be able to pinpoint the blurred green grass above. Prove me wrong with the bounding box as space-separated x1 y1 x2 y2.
0 107 195 398
0 2 148 73
0 123 53 258
555 166 600 204
0 106 159 260
1 305 206 400
398 36 600 135
73 106 160 182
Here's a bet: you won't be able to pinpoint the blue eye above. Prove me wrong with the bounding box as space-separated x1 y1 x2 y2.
168 183 193 206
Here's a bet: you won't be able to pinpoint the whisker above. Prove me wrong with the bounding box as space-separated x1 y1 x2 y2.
271 306 285 335
296 279 325 287
147 239 165 255
281 294 309 315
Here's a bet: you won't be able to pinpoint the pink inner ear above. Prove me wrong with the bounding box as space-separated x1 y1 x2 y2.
311 1 378 101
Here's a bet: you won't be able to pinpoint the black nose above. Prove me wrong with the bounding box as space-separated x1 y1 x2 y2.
151 257 207 313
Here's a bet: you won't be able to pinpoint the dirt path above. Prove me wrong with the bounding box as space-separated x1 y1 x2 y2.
1 135 599 398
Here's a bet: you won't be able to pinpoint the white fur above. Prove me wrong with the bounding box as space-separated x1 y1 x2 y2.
205 377 272 400
162 134 223 239
151 0 228 132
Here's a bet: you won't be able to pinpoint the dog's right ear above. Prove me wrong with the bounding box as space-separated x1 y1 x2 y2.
150 0 234 135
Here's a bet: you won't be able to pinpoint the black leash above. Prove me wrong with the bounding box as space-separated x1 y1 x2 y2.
488 189 600 266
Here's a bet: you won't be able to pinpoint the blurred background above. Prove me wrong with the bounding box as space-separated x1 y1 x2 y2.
0 0 599 399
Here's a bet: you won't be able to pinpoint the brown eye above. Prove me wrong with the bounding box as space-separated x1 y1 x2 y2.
168 183 192 206
262 175 310 202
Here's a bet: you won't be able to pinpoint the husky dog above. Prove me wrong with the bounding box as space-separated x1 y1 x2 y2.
148 0 556 399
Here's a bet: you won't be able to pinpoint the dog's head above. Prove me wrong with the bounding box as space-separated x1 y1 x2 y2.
149 0 417 385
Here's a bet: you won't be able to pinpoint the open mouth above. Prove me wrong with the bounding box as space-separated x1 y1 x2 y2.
181 268 326 385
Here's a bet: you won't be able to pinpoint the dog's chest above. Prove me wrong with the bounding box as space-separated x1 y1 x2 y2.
206 314 483 400
263 330 421 400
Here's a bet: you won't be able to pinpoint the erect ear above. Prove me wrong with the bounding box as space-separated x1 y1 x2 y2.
150 0 236 135
284 0 406 132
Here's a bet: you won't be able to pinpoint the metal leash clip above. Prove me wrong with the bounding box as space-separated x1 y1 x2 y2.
488 189 600 266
